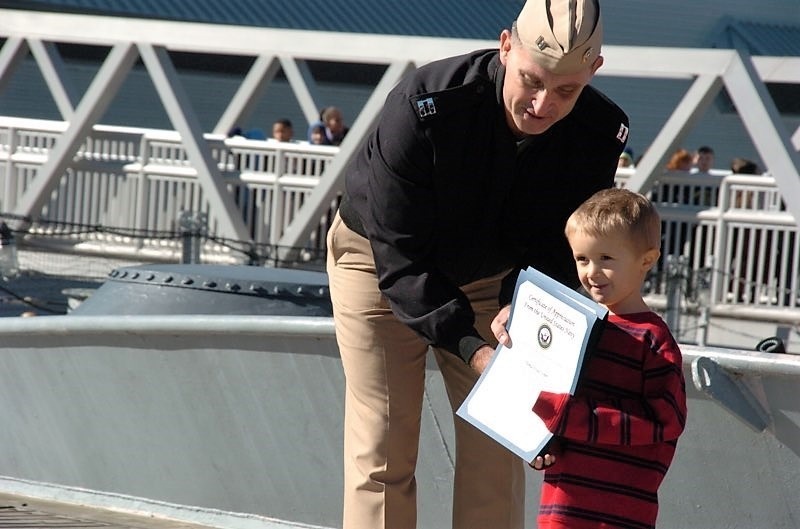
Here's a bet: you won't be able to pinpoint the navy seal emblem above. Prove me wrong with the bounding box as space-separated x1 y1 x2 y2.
537 324 553 349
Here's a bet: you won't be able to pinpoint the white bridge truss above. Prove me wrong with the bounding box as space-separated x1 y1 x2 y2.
1 8 800 329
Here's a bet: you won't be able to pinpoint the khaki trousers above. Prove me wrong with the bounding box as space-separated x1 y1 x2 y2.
326 212 525 529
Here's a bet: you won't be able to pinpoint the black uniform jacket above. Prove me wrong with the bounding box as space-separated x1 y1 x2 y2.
338 49 629 363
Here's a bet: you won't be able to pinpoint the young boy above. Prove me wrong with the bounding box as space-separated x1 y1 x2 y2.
531 188 687 529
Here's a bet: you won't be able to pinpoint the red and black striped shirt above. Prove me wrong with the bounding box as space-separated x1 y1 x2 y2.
533 311 687 529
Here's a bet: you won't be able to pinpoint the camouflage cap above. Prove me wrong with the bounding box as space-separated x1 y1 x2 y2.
515 0 603 75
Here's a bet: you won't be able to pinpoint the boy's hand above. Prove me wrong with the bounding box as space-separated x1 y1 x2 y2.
529 438 562 471
529 453 557 471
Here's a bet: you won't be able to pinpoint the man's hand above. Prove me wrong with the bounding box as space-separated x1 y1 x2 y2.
469 345 495 374
491 304 513 347
469 304 514 374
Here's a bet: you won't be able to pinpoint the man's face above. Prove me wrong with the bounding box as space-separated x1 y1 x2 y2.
325 111 344 135
272 123 293 142
695 152 714 172
499 30 602 137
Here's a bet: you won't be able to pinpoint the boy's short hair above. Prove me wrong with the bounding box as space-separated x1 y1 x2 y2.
565 188 661 252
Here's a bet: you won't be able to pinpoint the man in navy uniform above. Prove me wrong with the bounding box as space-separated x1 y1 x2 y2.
327 0 629 527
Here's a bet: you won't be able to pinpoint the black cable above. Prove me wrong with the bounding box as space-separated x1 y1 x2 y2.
0 281 65 314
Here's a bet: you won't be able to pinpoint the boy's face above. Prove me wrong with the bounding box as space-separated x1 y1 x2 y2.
568 230 658 315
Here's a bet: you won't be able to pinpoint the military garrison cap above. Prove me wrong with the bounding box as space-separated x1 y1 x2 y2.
516 0 603 75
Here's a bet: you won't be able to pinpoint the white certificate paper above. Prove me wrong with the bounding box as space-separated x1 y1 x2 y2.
456 266 607 462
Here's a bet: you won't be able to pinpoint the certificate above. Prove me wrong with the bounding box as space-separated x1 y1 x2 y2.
456 266 607 463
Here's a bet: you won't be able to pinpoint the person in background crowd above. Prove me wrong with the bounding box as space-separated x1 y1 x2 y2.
618 150 634 168
271 118 294 142
308 123 326 145
692 145 715 173
321 106 349 145
730 156 761 208
731 157 759 175
666 148 693 171
227 126 266 140
307 106 350 145
729 156 765 299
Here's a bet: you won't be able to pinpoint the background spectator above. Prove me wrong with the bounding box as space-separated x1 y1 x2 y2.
731 157 759 175
692 145 715 173
730 157 760 208
308 123 326 145
729 156 763 300
272 118 294 142
666 148 693 171
321 106 349 145
308 106 349 145
227 126 266 140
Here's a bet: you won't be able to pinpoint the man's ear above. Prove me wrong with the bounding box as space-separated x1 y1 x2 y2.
499 29 513 65
590 55 604 75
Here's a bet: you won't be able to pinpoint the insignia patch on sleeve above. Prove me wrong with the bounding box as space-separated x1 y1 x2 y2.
416 97 437 118
616 123 629 143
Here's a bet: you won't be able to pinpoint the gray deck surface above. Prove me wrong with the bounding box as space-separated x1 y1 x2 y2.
0 493 216 529
0 250 136 318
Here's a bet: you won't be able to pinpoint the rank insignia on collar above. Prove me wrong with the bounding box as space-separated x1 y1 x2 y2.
616 123 629 143
416 97 437 118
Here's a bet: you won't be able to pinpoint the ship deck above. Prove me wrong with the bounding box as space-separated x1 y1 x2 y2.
0 493 218 529
0 491 323 529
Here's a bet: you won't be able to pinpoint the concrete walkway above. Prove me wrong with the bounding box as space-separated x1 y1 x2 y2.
0 493 218 529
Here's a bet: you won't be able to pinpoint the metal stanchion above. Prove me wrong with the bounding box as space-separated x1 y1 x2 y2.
665 255 687 336
179 211 208 264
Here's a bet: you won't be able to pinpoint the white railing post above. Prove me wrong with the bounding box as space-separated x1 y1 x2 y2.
665 255 686 336
710 178 732 305
695 256 713 347
3 126 18 212
133 134 150 244
270 176 285 247
274 146 286 245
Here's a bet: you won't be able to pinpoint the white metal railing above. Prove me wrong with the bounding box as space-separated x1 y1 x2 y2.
0 117 339 262
622 170 800 317
1 116 799 320
707 175 798 309
3 7 799 262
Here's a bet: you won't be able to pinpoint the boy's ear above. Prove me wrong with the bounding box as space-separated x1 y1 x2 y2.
642 248 660 272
